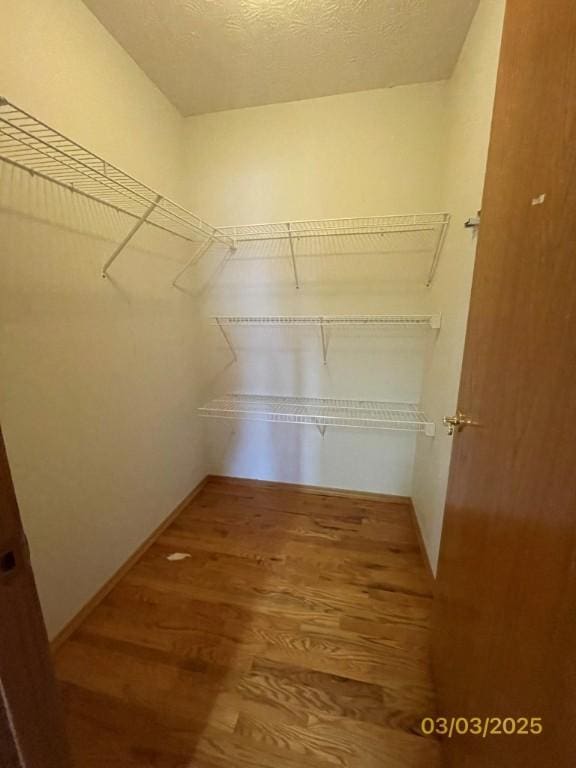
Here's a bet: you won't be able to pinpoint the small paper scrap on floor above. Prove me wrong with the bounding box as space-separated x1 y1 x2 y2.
166 552 191 561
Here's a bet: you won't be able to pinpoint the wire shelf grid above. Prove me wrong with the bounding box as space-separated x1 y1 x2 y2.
199 394 435 436
219 214 450 287
212 314 441 327
0 98 231 249
220 214 450 241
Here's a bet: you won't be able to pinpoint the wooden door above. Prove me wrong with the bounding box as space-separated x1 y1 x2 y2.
433 1 576 766
0 427 71 767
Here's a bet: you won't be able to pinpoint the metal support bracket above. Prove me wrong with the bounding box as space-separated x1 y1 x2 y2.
426 219 450 287
320 323 329 364
286 223 300 289
215 319 238 363
102 194 161 278
172 235 215 287
465 214 481 229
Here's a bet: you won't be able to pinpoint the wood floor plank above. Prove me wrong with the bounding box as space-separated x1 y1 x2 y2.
194 725 336 768
55 476 438 767
237 657 434 734
235 712 441 768
127 539 432 619
177 497 365 538
260 634 433 689
57 637 240 733
62 683 208 767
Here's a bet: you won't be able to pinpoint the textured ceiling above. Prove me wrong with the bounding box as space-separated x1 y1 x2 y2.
82 0 480 116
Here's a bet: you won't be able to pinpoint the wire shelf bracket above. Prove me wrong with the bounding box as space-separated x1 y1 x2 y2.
0 97 235 280
199 394 436 437
173 235 216 288
319 322 329 365
214 316 238 362
286 222 300 288
101 193 161 278
427 219 450 287
212 314 441 364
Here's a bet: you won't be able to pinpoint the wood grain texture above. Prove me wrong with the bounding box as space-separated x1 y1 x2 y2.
55 476 440 767
207 474 411 504
434 1 576 766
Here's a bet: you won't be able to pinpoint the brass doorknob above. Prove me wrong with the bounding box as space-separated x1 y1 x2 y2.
443 411 474 436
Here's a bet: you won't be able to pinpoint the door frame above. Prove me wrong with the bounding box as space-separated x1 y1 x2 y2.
0 426 71 767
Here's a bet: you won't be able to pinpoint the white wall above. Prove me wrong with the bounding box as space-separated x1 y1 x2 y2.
182 84 448 495
183 85 447 224
412 0 506 571
0 0 206 637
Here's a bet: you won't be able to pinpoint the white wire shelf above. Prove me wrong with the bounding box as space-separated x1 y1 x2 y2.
212 314 441 328
0 97 233 277
199 394 435 437
0 99 449 287
212 314 441 363
219 214 450 287
221 215 450 241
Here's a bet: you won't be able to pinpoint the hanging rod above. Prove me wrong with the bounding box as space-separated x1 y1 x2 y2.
199 394 435 437
0 97 234 278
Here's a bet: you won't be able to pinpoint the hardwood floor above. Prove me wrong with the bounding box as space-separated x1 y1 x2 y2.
54 477 440 767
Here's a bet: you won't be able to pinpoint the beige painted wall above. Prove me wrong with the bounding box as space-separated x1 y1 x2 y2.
0 0 205 638
412 0 506 571
182 84 448 495
184 84 447 224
